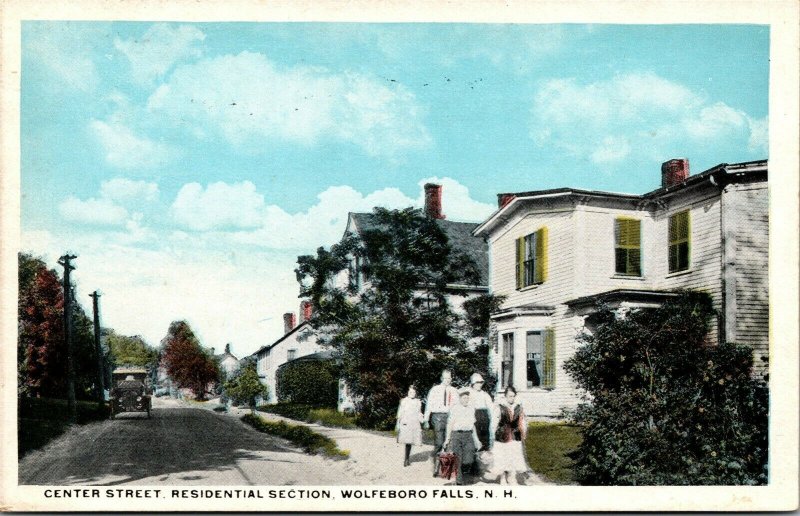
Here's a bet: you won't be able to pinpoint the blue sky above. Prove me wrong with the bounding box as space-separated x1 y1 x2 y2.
21 22 769 356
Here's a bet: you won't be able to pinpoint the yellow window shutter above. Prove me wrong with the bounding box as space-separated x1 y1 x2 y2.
534 226 548 284
543 327 555 388
515 236 524 289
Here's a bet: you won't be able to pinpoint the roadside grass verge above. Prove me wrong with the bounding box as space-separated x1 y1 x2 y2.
242 413 349 459
525 421 582 484
18 397 110 458
258 403 356 429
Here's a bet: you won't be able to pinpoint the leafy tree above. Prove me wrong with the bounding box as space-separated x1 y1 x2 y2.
106 330 158 368
160 320 219 400
564 291 769 485
223 358 268 413
18 253 66 398
18 252 107 400
296 207 492 429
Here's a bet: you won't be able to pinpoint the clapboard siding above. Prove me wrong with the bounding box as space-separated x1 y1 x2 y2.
723 183 769 372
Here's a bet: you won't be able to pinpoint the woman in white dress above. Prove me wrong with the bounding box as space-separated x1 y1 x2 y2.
396 385 424 467
491 386 530 484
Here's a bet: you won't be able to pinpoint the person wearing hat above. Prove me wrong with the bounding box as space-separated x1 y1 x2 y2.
468 373 494 452
443 388 482 485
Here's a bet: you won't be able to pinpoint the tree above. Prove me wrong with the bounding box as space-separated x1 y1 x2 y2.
223 358 268 413
106 330 158 368
563 291 769 485
160 320 219 400
296 207 493 429
18 252 108 400
18 253 66 398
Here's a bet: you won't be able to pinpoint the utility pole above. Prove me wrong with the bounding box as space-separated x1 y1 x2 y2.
58 254 77 423
89 291 105 406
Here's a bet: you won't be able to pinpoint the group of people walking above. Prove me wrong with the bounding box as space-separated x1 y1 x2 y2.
395 369 530 485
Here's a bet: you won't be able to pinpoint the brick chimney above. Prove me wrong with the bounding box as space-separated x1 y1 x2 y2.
283 312 296 334
661 158 690 188
300 300 313 323
424 183 445 219
497 193 516 209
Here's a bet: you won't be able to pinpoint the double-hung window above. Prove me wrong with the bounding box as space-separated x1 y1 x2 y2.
615 218 642 276
668 210 690 272
287 349 297 361
526 329 556 389
516 227 548 289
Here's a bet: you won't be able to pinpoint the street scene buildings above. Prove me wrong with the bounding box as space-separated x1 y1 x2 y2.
254 159 769 417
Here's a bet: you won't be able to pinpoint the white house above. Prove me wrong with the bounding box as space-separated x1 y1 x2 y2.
473 158 768 417
254 302 322 404
213 343 240 377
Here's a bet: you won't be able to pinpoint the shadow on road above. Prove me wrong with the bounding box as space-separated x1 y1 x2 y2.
19 406 304 486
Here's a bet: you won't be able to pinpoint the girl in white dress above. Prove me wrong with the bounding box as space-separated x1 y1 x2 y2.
491 386 530 484
396 385 424 467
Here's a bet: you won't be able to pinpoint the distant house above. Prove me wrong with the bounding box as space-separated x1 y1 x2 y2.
253 302 321 404
214 343 240 377
473 158 768 417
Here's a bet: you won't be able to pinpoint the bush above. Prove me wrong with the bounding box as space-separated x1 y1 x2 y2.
564 291 769 485
276 359 338 407
242 414 348 458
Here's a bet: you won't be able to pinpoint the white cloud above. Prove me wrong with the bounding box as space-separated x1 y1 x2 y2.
58 196 129 227
171 181 266 231
90 119 175 170
747 116 769 152
531 72 767 165
25 22 103 93
100 178 159 204
115 23 205 86
146 51 431 157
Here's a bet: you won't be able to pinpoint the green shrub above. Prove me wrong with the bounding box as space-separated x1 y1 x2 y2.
276 359 339 407
564 291 769 485
241 414 348 459
525 422 582 484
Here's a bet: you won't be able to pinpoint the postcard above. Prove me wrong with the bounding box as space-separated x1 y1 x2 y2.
1 0 798 512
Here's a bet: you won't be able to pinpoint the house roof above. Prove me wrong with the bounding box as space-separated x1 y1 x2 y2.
474 159 767 237
251 320 312 358
276 350 334 369
565 289 679 310
348 212 489 286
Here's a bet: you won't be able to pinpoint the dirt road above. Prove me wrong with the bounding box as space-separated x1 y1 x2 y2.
18 397 355 486
19 397 549 486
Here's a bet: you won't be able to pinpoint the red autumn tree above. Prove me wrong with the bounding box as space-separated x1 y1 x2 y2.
160 320 219 400
18 253 66 398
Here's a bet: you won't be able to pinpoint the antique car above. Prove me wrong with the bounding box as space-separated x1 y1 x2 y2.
110 367 152 419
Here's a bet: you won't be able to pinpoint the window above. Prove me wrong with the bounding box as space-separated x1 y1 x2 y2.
615 218 642 276
287 349 297 361
526 329 556 389
516 227 548 289
347 256 362 290
526 331 543 387
501 333 514 388
669 210 690 272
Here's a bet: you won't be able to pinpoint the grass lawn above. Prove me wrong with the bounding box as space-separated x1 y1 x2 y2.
259 403 357 428
525 421 583 484
18 397 109 458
